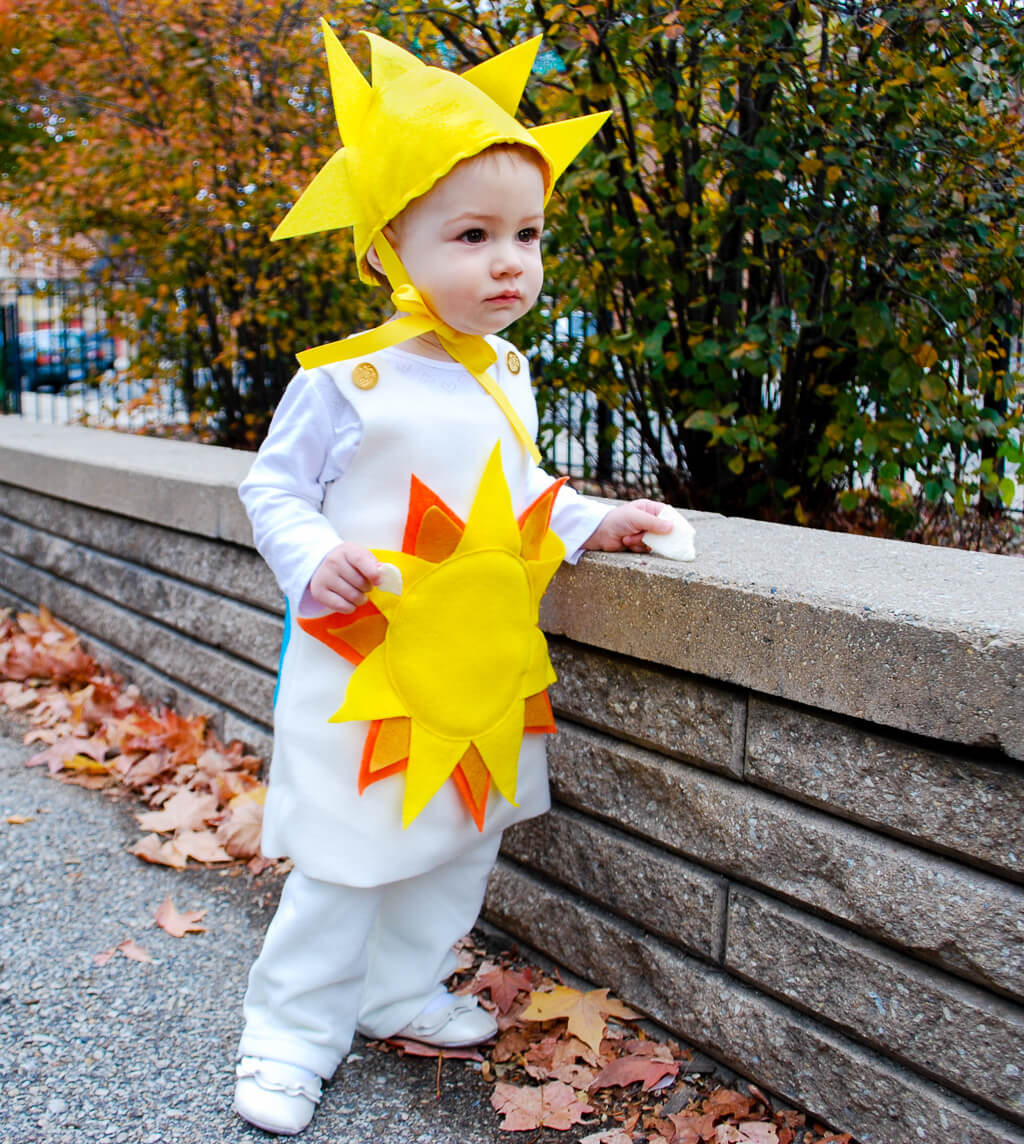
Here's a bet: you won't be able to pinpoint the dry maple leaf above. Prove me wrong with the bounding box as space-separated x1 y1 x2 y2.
216 786 266 859
589 1050 680 1093
715 1123 779 1144
524 1035 599 1087
490 1081 594 1132
130 833 188 869
136 788 219 834
95 938 154 966
386 1037 485 1061
579 1131 635 1144
25 735 107 774
521 986 640 1055
173 828 233 864
154 896 208 938
469 962 534 1013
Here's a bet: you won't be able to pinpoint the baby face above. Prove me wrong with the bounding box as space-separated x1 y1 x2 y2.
386 147 545 339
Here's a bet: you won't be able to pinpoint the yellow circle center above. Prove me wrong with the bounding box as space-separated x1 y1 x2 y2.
385 550 532 739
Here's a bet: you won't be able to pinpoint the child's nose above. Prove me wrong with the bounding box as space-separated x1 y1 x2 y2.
491 242 523 276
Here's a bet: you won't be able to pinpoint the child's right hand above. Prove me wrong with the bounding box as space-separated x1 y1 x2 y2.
309 542 382 613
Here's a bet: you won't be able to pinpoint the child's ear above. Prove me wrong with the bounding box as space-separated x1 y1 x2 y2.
367 226 399 277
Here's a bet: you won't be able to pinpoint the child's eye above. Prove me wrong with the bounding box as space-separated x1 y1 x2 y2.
460 228 486 243
517 227 540 243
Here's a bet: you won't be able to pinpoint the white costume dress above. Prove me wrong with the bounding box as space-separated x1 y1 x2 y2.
236 337 608 1075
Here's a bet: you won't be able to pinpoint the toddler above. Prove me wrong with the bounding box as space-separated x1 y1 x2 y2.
234 23 670 1135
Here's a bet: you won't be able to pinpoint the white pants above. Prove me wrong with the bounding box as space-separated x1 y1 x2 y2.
238 831 502 1078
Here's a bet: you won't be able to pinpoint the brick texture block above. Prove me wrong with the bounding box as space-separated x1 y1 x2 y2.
548 638 743 776
549 721 1024 999
0 513 282 672
746 698 1024 879
725 890 1024 1123
1 484 281 612
502 807 726 960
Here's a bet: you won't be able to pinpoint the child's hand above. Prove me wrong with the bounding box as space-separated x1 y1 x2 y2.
582 499 674 553
309 542 382 613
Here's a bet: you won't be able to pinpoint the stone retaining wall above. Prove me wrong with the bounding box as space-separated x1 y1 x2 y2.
1 419 1021 1144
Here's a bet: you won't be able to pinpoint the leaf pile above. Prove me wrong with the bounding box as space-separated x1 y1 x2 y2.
372 938 855 1144
0 607 272 872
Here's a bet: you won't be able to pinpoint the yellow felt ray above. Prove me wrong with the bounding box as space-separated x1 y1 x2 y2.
333 644 406 723
473 702 526 806
527 552 565 607
520 628 558 697
529 111 611 188
402 723 469 826
463 36 541 116
456 443 521 556
323 19 372 141
365 30 423 88
271 150 357 241
365 550 432 619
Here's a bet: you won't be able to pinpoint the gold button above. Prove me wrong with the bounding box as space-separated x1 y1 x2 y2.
506 351 521 375
352 362 379 390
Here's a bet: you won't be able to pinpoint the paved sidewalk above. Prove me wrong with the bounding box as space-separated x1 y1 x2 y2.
0 723 546 1144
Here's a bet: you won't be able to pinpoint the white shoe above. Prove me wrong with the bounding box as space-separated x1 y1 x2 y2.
233 1057 322 1135
392 992 498 1048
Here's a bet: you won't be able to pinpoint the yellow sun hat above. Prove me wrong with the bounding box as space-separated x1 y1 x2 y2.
272 21 611 284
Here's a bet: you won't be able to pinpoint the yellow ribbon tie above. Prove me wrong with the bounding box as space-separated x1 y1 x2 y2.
296 238 541 464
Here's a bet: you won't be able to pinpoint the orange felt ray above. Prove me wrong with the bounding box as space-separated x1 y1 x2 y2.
518 477 569 561
358 717 411 794
298 603 386 666
401 475 465 557
523 690 557 734
415 505 465 564
452 744 491 831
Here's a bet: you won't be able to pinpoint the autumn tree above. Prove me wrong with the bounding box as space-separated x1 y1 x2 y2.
387 0 1024 532
2 0 387 445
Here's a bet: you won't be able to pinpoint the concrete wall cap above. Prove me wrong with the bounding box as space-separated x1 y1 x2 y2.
0 419 252 544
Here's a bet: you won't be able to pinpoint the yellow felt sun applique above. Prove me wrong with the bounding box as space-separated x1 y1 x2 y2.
298 443 567 830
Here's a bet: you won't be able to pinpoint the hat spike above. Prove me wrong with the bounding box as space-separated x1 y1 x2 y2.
364 31 425 88
463 36 542 115
529 111 610 187
320 20 371 144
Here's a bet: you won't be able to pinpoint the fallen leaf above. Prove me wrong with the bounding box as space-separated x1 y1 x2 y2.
136 788 219 833
154 896 207 937
216 786 265 859
94 938 154 966
579 1131 634 1144
386 1037 485 1061
130 833 188 869
119 938 154 963
469 963 534 1013
490 1081 594 1132
173 829 233 864
25 735 107 774
589 1051 680 1092
715 1123 780 1144
521 986 639 1055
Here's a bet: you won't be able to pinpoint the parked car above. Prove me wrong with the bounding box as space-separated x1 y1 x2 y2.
16 329 114 390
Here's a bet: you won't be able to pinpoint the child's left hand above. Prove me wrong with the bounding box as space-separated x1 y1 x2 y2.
582 499 673 553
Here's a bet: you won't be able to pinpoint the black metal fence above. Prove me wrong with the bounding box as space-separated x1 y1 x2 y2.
1 279 668 491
